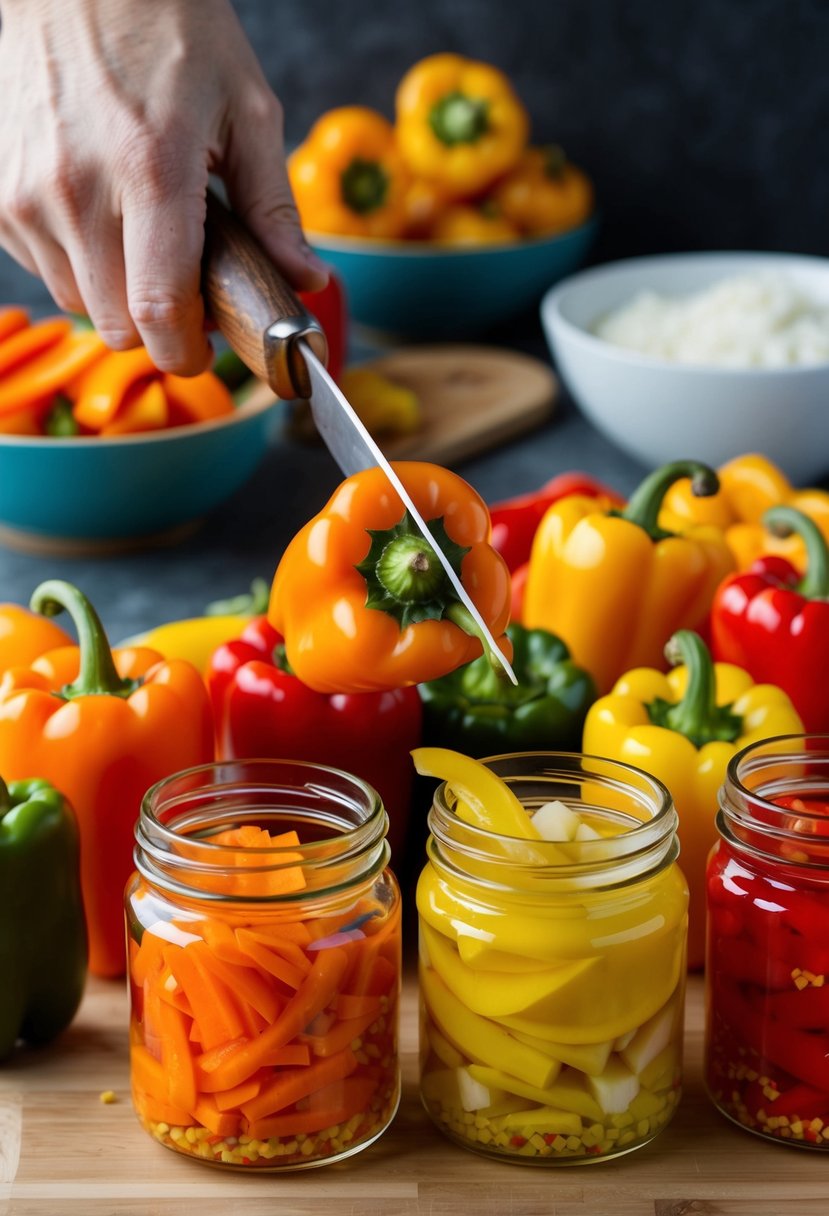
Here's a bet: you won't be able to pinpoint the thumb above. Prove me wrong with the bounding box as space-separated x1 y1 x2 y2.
223 94 328 293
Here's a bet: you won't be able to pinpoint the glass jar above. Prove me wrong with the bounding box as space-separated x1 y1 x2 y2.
126 759 401 1170
706 735 829 1150
417 752 688 1164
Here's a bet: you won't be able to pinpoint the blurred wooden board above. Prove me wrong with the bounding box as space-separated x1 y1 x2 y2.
248 345 558 466
352 345 558 465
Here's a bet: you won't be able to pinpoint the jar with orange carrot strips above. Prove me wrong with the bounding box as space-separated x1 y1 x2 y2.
125 759 401 1170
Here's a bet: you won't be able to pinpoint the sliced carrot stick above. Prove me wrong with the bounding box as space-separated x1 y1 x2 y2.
234 927 311 975
157 971 194 1018
191 950 281 1023
0 317 70 379
335 993 382 1021
198 918 252 967
156 997 198 1113
101 379 168 435
72 346 156 429
243 919 313 948
263 1043 312 1068
0 331 107 417
212 1076 262 1113
130 1043 166 1095
162 370 234 423
234 929 307 989
196 1035 249 1076
0 307 29 347
163 942 245 1051
240 1048 358 1123
244 1075 379 1141
192 1093 241 1138
132 1086 195 1127
202 946 349 1092
300 1008 379 1059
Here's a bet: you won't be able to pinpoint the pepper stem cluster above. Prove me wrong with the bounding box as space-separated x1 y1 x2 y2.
30 579 140 701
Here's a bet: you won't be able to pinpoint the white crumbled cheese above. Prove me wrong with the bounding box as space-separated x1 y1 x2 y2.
593 272 829 368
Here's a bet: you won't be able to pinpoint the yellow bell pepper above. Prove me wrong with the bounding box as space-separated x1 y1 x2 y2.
120 580 269 674
338 368 421 437
523 460 736 694
395 53 529 199
582 629 804 971
661 453 829 574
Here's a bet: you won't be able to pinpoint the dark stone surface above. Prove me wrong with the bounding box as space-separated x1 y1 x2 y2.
0 0 825 635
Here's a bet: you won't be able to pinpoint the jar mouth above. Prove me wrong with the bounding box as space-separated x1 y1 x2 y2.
720 733 829 869
428 751 679 892
135 759 389 902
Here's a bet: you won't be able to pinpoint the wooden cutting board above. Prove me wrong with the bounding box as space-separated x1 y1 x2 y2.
249 345 558 465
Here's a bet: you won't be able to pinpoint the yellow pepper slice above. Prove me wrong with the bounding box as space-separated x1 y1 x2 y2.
411 746 539 840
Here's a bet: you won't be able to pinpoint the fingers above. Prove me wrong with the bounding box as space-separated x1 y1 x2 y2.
120 166 212 375
223 89 328 293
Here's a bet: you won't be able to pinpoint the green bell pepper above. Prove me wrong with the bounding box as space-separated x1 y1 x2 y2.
0 776 87 1061
419 622 596 756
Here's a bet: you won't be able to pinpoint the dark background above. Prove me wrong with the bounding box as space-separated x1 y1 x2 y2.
3 0 828 309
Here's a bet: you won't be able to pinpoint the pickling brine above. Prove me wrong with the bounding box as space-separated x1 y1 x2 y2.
126 760 401 1170
415 751 687 1164
706 735 829 1149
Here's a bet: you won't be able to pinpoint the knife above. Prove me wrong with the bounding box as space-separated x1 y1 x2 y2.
202 192 516 684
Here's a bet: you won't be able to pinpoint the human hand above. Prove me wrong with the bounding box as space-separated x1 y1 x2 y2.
0 0 327 373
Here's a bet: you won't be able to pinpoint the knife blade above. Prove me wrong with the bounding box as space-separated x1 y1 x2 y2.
202 190 516 684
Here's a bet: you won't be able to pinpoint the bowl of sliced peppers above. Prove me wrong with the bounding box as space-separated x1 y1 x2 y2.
0 307 280 551
289 53 597 337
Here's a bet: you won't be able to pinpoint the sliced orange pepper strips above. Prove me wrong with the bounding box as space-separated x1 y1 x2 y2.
0 317 71 379
101 380 169 435
0 403 46 434
0 331 107 418
162 370 235 423
0 307 29 346
72 346 156 430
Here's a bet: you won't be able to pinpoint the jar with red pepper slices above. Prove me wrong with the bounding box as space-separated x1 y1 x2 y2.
706 735 829 1149
125 759 401 1169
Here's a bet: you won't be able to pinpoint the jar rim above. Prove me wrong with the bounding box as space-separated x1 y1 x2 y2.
720 733 829 871
427 750 679 893
135 758 389 903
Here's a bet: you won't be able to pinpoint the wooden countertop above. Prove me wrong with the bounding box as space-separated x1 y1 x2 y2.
1 973 826 1216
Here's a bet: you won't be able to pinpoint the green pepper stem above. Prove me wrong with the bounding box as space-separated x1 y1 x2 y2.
445 601 509 680
621 460 720 538
205 577 270 617
29 580 140 701
340 159 389 215
429 92 489 145
764 505 829 599
657 629 742 747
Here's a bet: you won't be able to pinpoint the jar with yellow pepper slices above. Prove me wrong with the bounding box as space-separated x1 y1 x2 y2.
661 453 829 574
492 145 595 238
395 53 529 200
268 461 511 694
583 630 804 971
288 107 411 240
522 459 736 695
413 748 688 1164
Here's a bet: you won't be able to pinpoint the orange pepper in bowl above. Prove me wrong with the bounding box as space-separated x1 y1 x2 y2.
288 106 411 239
493 145 595 237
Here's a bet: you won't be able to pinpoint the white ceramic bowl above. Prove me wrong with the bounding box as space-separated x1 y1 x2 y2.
541 252 829 483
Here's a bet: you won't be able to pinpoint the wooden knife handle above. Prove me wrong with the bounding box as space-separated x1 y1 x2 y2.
201 190 327 399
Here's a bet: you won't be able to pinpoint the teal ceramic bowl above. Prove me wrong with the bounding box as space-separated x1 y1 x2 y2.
310 216 598 339
0 390 279 553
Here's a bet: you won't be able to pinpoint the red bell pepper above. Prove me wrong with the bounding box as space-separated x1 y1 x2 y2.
488 471 622 572
299 271 347 384
711 505 829 733
207 616 421 860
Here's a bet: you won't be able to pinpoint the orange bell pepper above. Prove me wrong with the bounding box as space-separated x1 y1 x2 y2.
71 346 157 430
0 329 107 418
661 453 829 574
0 603 72 672
288 106 411 240
0 581 214 977
493 146 595 237
269 461 512 693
